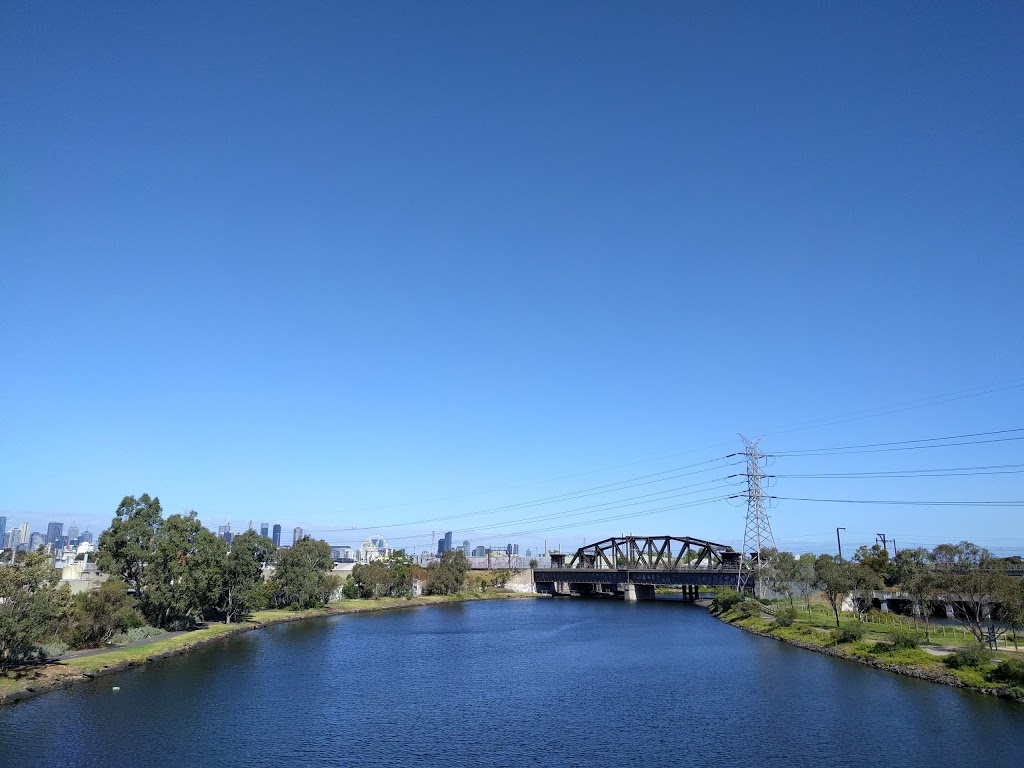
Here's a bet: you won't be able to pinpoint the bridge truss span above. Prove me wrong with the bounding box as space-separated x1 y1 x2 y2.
566 535 740 571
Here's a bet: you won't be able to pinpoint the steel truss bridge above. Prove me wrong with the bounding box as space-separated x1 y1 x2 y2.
533 535 750 601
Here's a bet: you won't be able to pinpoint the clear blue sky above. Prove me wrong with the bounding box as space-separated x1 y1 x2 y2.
2 2 1021 557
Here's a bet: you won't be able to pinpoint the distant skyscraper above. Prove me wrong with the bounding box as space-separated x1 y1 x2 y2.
224 531 233 545
293 527 303 546
272 524 282 547
67 524 79 542
260 523 269 538
46 522 63 545
437 538 445 557
18 523 30 550
80 530 93 544
444 531 453 553
0 516 7 539
29 531 45 551
513 544 519 555
218 524 231 540
472 545 487 557
463 540 471 557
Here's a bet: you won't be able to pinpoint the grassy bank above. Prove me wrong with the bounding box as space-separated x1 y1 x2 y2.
708 597 1024 703
1 591 541 706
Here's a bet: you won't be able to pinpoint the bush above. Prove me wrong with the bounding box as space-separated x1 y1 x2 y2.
889 630 920 650
109 626 166 646
39 641 69 659
832 622 867 644
737 600 760 619
775 606 797 627
711 589 744 614
988 657 1024 686
944 646 992 670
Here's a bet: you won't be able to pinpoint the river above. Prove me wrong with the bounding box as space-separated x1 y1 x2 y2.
0 599 1021 767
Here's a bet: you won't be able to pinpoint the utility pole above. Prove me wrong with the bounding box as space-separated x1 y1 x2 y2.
836 527 846 560
739 435 776 598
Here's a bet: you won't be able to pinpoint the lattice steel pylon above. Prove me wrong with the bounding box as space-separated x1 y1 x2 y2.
738 435 776 597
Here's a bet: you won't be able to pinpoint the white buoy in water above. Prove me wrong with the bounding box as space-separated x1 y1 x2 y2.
112 686 120 692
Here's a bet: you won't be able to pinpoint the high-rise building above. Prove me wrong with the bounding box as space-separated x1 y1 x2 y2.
18 523 31 550
437 538 445 557
0 516 7 539
67 525 80 542
272 524 281 547
293 527 303 546
463 540 471 557
80 530 93 544
472 545 487 557
46 522 64 545
29 531 45 551
224 531 233 545
260 523 269 539
513 544 519 555
444 531 453 553
218 524 231 540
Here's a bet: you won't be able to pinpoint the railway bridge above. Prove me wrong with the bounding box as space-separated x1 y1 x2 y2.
533 535 751 601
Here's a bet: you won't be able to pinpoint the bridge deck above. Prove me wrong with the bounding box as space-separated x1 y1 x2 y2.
534 568 745 587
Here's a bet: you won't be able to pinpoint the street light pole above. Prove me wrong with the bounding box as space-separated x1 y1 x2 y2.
836 527 846 560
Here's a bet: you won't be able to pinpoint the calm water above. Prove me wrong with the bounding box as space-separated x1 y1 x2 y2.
1 599 1021 767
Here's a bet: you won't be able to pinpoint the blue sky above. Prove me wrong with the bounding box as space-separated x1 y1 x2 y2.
2 2 1021 557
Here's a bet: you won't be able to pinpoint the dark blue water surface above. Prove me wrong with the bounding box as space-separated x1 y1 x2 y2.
1 599 1021 767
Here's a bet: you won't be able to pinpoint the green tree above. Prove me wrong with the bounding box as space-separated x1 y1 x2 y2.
96 494 164 598
793 553 817 615
220 530 276 623
272 536 335 609
62 579 144 649
814 554 854 627
425 550 469 595
146 512 226 629
853 544 891 581
0 551 72 667
765 549 799 608
849 564 882 620
891 547 939 641
932 541 1009 644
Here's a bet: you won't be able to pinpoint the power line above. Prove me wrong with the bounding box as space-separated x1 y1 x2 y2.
771 496 1024 507
772 428 1024 456
775 462 1024 479
311 455 741 533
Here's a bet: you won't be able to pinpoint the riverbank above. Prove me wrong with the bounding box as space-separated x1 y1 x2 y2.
0 591 542 707
703 600 1024 704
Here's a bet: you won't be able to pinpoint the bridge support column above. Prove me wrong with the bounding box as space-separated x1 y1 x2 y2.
624 584 655 602
880 600 890 613
945 603 955 620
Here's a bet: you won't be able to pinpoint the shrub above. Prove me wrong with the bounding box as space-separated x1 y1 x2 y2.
39 641 69 659
775 606 797 627
944 646 992 670
988 658 1024 686
109 626 166 646
832 622 867 644
737 600 760 619
711 589 744 614
889 630 920 650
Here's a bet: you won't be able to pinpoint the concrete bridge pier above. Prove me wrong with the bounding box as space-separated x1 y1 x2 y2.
623 584 655 602
880 600 890 613
944 603 955 620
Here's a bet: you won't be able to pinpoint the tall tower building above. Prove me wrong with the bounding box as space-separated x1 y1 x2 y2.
260 523 269 539
46 522 64 546
18 523 31 550
67 524 80 542
444 531 453 553
0 517 7 539
463 540 471 557
293 527 303 546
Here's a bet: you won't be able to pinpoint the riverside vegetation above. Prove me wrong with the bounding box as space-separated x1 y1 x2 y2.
709 541 1024 701
0 493 478 675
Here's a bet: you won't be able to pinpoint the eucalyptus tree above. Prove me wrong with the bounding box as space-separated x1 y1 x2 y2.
272 536 336 609
0 551 71 667
814 554 855 627
146 512 227 629
891 547 939 641
220 529 276 622
96 494 164 599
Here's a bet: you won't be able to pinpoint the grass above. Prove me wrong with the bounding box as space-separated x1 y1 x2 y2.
61 623 240 670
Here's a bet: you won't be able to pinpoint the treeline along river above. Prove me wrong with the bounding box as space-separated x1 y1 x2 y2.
0 599 1021 767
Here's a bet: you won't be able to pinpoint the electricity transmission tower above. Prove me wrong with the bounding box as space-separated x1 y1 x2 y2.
738 435 776 598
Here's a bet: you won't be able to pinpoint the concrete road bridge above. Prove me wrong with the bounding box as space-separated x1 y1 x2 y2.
533 535 750 601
